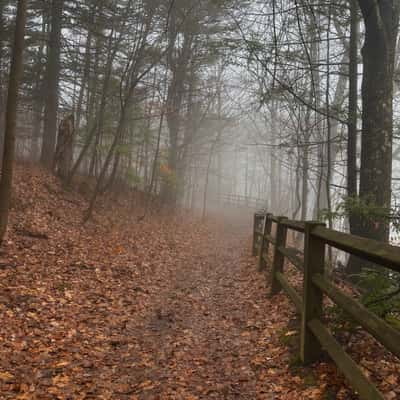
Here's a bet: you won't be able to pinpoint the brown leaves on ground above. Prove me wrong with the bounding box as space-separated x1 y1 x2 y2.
0 165 398 399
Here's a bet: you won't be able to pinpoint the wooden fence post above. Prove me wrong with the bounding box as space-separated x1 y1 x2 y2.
252 214 261 256
258 213 272 271
301 221 326 364
270 216 288 295
252 213 265 257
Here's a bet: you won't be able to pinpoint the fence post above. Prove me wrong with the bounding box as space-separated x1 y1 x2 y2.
252 214 261 256
258 213 272 271
300 221 326 364
270 216 288 295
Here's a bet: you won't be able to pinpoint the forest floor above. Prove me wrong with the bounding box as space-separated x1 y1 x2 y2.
0 165 398 400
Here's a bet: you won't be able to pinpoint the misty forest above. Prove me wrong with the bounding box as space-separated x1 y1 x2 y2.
0 0 400 399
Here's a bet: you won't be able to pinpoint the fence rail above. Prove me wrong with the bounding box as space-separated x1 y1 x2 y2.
252 212 400 400
219 193 266 210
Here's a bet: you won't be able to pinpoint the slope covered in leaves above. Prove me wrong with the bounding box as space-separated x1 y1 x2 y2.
0 165 398 399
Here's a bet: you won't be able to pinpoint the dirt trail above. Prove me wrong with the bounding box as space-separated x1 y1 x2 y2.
130 226 272 399
103 222 321 400
0 217 338 399
3 167 398 400
0 166 344 400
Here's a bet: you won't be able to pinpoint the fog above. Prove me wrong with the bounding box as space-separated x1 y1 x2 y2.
1 0 399 237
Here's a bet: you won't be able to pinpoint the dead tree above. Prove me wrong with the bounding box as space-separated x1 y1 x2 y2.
53 114 74 181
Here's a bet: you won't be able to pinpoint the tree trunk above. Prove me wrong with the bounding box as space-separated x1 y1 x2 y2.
75 28 92 134
0 0 6 163
347 0 358 205
164 22 193 206
346 0 361 275
0 0 27 242
356 0 399 242
31 14 47 162
301 108 312 221
314 54 348 216
41 0 63 168
269 103 278 213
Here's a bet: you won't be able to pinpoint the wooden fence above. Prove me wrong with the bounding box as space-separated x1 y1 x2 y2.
252 212 400 400
219 193 266 210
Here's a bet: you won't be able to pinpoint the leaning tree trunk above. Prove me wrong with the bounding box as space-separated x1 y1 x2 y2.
356 0 400 243
0 0 27 243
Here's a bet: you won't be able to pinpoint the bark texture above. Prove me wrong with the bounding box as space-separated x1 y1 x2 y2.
0 0 27 242
356 0 399 242
41 0 63 168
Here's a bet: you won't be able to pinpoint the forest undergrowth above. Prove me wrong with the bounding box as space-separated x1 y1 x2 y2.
0 165 398 399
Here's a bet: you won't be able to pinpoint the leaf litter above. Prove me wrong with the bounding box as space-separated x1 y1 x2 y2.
0 165 398 399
